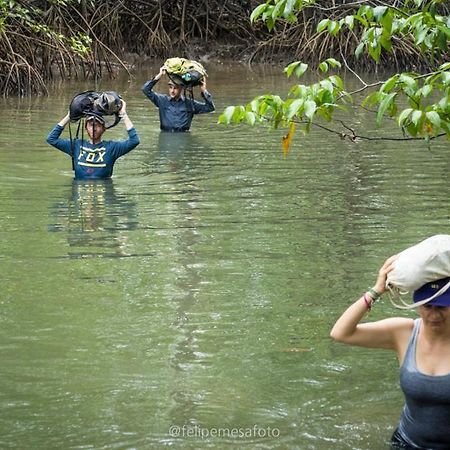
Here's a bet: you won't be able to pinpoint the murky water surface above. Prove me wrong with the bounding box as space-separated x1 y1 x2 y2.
1 63 449 449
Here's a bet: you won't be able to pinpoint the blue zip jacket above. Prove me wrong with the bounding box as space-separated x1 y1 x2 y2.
142 79 215 132
47 125 140 179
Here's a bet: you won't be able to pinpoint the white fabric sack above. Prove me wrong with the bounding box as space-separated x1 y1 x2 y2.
387 234 450 293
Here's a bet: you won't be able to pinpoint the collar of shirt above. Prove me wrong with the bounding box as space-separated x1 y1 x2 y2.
169 95 185 102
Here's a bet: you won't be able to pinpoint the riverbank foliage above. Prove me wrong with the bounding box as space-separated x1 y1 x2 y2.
2 0 449 97
1 0 261 96
219 0 450 146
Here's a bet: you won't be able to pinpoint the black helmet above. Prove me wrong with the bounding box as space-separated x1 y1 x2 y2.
93 91 122 116
69 91 99 121
69 90 122 129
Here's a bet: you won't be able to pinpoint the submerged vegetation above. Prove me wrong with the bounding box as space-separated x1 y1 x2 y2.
1 0 449 98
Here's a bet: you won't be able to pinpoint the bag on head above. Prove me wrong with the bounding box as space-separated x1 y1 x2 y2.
69 91 99 121
93 91 122 116
164 57 207 87
69 90 122 129
386 234 450 308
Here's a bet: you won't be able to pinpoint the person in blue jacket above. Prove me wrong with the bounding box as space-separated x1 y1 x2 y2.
142 65 215 132
47 101 140 180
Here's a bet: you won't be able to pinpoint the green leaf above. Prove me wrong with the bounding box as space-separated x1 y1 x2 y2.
373 6 387 22
245 111 256 126
250 4 267 23
304 100 317 120
380 34 392 51
381 74 399 93
284 61 298 77
328 20 340 36
320 79 334 93
438 96 449 110
218 106 235 124
294 62 308 78
426 111 441 129
285 0 296 16
284 61 308 78
376 92 396 125
328 75 344 90
232 105 246 122
324 58 341 68
416 26 428 45
368 42 381 62
344 15 354 29
286 98 304 119
317 89 334 105
317 18 329 33
379 10 393 33
319 62 328 72
420 84 433 97
362 91 381 107
398 108 413 126
442 72 450 86
273 0 286 21
355 42 365 58
399 74 417 90
411 109 423 126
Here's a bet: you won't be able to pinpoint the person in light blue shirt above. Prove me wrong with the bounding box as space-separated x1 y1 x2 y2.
142 65 215 132
47 101 139 180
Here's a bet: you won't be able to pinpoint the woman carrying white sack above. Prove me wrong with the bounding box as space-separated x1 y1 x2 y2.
331 235 450 449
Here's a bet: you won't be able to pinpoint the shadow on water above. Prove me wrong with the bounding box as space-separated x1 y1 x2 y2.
47 179 142 259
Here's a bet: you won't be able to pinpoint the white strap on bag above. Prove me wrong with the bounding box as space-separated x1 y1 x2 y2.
386 235 450 309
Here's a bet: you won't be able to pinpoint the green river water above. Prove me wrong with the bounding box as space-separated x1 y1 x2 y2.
1 62 449 450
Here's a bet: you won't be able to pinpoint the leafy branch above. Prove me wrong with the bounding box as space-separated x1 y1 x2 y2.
219 0 450 153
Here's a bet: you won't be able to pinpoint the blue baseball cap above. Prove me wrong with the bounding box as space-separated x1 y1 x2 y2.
413 277 450 306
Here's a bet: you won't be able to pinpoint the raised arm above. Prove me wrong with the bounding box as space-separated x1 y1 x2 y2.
109 100 139 158
142 66 166 107
58 113 71 127
118 100 134 131
46 112 72 155
193 79 215 114
330 255 413 350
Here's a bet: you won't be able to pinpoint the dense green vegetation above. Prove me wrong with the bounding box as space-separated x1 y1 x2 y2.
219 0 450 147
0 0 261 96
2 0 448 102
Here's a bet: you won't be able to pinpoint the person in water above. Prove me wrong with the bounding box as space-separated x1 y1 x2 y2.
330 256 450 449
47 101 139 180
142 65 215 132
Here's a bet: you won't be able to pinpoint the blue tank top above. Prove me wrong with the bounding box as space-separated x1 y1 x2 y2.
397 318 450 449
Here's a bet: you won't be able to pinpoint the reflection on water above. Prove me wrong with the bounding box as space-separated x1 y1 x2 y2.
155 131 212 175
1 64 450 450
48 179 139 258
157 132 194 163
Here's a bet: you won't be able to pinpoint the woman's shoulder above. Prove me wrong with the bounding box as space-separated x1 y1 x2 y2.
386 317 415 362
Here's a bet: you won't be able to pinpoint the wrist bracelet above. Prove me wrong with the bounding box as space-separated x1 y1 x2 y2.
367 287 381 301
363 293 374 311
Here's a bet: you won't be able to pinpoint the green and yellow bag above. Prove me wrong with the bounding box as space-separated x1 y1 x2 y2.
164 57 207 87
